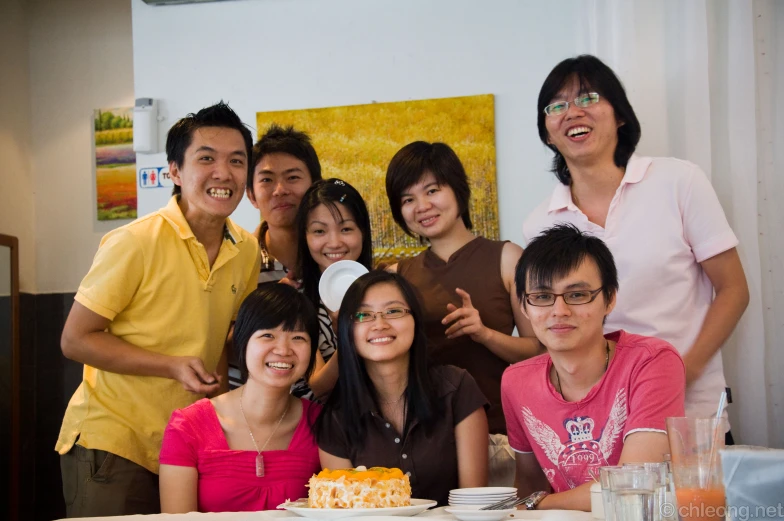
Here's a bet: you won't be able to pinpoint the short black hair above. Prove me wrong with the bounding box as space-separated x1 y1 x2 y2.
165 101 253 195
232 284 319 383
537 55 641 185
295 178 374 306
515 223 618 306
385 141 472 237
316 271 440 448
250 124 322 188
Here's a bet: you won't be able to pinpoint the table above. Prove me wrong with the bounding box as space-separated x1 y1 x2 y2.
56 506 594 521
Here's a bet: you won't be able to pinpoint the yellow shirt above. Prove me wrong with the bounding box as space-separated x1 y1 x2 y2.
55 197 261 473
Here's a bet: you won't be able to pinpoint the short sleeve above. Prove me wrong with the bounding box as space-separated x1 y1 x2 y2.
159 409 199 468
625 345 686 437
449 368 489 426
501 367 533 452
75 227 144 320
681 163 739 263
316 408 351 459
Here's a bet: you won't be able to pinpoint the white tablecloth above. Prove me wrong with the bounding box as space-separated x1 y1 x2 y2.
58 506 593 521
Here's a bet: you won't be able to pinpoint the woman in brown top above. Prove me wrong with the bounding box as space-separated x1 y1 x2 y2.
316 271 488 505
384 141 539 485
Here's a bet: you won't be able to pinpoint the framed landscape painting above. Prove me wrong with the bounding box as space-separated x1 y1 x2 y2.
94 107 136 221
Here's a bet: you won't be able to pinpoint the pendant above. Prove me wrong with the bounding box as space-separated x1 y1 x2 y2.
255 452 265 477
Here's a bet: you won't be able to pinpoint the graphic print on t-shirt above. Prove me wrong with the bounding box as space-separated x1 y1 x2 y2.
522 388 628 488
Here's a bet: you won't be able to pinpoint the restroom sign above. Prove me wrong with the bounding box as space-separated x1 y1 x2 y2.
139 166 173 188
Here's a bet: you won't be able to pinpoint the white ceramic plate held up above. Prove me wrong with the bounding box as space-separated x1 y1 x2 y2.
319 260 369 312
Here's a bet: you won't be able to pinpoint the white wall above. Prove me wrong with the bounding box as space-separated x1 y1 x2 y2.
28 0 134 293
0 0 36 292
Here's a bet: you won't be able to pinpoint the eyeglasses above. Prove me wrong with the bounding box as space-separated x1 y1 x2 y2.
352 308 412 323
543 92 601 116
524 287 604 307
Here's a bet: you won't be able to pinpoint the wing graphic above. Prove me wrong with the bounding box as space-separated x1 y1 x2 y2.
522 406 564 465
599 388 628 459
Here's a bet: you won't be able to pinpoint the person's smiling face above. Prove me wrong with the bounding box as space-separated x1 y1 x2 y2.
353 282 415 365
305 202 364 272
399 171 462 239
169 126 248 224
544 76 623 169
522 257 615 355
244 325 311 388
247 152 313 228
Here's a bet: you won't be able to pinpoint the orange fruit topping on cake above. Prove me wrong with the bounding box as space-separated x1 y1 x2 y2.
308 466 412 508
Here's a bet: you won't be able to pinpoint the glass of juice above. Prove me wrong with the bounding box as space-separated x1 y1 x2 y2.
666 417 725 521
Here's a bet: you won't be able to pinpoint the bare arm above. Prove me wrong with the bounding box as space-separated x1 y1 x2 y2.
159 464 199 513
683 248 749 384
307 350 340 401
61 301 220 395
442 243 539 363
319 448 352 470
455 407 489 488
533 431 670 511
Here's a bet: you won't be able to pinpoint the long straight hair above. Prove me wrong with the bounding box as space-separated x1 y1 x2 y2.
295 178 374 306
315 271 441 448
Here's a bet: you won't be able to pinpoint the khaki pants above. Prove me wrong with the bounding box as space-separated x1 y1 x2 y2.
488 433 516 487
61 445 160 518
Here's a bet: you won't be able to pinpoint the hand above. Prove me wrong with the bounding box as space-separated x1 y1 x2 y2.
442 288 489 343
169 356 221 394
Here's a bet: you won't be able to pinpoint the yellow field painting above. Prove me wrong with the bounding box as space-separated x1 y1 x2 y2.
256 95 498 263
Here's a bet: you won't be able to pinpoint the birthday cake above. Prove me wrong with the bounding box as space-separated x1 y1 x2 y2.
308 466 411 508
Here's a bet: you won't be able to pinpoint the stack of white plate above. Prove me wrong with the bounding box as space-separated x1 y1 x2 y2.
448 487 517 507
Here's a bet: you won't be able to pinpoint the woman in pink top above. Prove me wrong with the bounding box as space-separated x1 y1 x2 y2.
159 284 321 512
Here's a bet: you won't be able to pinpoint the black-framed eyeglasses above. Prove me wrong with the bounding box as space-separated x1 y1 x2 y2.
544 92 601 116
352 308 412 323
524 287 604 307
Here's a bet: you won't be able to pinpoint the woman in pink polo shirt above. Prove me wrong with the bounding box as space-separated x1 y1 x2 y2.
523 54 749 440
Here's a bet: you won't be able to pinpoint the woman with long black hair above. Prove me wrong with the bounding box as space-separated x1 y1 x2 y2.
316 271 489 506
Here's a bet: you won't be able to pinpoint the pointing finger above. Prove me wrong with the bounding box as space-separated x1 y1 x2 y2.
455 288 474 308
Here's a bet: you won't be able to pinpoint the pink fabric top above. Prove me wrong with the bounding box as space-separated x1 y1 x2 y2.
160 398 321 512
501 330 685 493
523 155 737 421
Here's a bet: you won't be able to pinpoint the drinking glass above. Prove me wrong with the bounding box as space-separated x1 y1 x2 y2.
624 462 673 521
666 417 725 521
599 466 622 521
609 468 656 521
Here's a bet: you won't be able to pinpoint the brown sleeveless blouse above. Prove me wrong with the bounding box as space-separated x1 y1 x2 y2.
398 236 514 434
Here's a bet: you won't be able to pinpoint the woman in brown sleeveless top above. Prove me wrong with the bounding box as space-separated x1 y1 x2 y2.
384 141 540 485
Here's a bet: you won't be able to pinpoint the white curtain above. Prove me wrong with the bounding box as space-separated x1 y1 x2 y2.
576 0 783 448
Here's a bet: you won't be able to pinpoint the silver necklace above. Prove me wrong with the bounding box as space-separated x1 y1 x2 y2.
239 386 290 477
554 340 610 400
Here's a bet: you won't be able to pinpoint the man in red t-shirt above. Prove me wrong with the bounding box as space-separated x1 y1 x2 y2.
501 224 685 511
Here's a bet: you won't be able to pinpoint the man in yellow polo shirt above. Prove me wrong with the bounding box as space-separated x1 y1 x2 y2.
55 102 261 517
